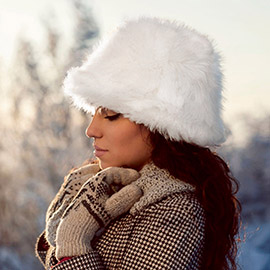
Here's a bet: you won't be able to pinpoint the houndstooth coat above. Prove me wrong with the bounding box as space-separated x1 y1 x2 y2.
36 163 206 269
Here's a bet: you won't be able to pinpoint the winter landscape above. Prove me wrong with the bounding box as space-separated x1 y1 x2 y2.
0 0 269 269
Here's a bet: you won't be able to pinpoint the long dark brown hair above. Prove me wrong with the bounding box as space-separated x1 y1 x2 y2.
148 131 241 270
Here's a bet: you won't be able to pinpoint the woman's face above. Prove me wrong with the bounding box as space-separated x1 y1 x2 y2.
86 107 153 170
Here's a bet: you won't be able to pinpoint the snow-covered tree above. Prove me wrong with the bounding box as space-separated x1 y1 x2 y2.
0 1 99 268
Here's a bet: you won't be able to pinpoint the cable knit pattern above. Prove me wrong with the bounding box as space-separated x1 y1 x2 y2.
130 162 195 215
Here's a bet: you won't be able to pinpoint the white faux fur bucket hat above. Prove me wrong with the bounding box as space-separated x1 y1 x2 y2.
63 16 226 147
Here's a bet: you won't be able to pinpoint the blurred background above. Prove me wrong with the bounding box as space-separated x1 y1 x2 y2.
0 0 269 269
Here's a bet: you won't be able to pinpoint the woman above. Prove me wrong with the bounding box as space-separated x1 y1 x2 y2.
36 17 241 269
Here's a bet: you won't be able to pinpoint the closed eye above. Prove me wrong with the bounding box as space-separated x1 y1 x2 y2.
104 113 121 121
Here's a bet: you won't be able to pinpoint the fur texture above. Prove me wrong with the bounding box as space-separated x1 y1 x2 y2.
63 16 226 146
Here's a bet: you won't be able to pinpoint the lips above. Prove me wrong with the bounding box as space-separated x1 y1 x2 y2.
93 145 108 158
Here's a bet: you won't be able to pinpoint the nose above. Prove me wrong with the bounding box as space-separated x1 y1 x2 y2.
85 114 102 138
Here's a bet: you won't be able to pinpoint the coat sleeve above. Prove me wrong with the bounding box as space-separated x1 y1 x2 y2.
50 252 105 270
35 193 205 270
120 194 205 270
35 231 105 270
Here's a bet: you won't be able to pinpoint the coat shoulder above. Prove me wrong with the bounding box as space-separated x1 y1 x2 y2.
138 190 205 221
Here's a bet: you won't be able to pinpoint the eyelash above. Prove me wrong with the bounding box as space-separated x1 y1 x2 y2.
104 113 121 121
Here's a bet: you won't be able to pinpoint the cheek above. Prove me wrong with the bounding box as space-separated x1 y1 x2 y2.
112 125 152 166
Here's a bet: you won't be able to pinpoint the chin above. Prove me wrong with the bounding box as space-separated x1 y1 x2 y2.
98 160 107 170
98 158 148 171
98 160 119 170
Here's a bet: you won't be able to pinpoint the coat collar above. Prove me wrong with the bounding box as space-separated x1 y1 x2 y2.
130 162 195 215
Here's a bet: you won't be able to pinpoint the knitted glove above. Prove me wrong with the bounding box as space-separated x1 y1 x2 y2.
46 163 100 247
55 167 142 259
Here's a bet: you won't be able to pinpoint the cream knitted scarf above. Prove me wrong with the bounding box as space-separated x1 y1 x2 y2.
130 162 195 215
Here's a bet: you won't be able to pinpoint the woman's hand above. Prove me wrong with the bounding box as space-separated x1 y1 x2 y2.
45 163 100 247
55 167 142 259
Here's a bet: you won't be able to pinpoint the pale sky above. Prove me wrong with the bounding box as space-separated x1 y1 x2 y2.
0 0 269 143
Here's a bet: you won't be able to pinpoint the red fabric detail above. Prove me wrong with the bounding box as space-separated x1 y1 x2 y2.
52 257 73 268
58 257 73 264
40 240 49 251
37 233 50 251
